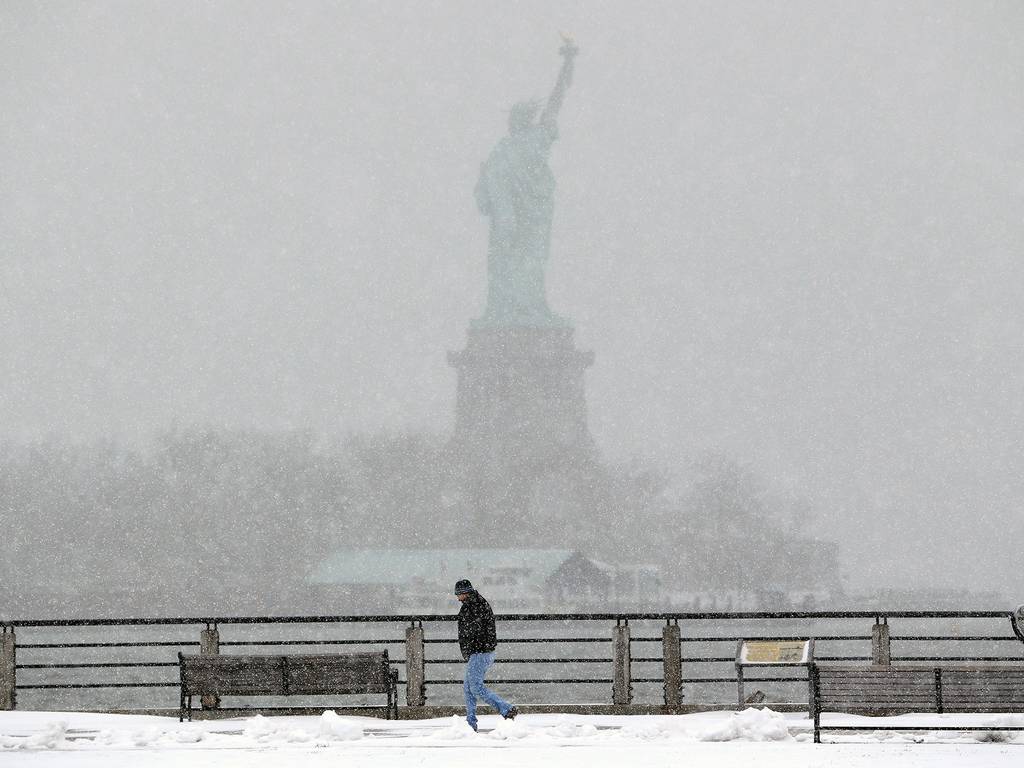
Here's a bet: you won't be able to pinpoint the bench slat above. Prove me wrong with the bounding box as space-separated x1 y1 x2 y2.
181 656 285 696
945 699 1024 704
818 677 935 683
287 653 392 695
818 689 936 697
817 696 938 702
815 684 937 692
818 689 935 695
816 707 937 713
817 672 935 679
944 687 1024 694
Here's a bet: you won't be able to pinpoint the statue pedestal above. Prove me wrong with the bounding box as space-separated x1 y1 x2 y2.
447 326 596 535
448 326 593 458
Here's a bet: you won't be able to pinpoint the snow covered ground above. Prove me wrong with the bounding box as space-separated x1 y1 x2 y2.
2 708 1022 767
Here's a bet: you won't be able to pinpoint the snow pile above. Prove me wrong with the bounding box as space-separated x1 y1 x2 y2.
171 728 204 743
541 717 599 740
488 718 532 740
695 708 794 742
617 719 683 740
30 720 69 749
428 715 482 740
973 714 1024 743
242 714 277 743
317 710 364 741
131 727 165 747
241 713 320 744
91 725 204 749
610 708 792 743
93 730 122 747
0 719 68 750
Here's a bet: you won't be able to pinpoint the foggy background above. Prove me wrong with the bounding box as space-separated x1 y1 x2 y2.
2 1 1022 603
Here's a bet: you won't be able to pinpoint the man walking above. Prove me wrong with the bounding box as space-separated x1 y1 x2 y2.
455 579 518 731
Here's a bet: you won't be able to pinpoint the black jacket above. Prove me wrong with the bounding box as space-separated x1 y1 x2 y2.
457 592 498 659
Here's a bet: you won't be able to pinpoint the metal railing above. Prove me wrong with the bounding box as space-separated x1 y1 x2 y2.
1 610 1022 715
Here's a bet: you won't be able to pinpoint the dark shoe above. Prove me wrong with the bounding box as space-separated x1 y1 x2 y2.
502 706 519 720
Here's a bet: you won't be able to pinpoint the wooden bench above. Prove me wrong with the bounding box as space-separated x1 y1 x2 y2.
178 651 398 722
811 664 1024 743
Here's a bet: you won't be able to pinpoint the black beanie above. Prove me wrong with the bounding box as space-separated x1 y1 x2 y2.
454 579 475 595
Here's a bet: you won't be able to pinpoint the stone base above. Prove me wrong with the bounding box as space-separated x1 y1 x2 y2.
447 325 597 537
448 326 593 458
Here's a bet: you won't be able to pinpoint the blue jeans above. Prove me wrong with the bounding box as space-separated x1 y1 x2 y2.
463 652 511 729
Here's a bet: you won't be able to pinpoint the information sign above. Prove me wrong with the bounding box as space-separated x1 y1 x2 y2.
734 638 815 708
740 640 811 665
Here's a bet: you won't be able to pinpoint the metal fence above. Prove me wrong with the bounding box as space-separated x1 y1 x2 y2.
2 610 1022 716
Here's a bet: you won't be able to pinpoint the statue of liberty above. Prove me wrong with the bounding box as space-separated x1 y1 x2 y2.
474 36 578 327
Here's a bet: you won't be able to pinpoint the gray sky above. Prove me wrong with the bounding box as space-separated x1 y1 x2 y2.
2 1 1022 596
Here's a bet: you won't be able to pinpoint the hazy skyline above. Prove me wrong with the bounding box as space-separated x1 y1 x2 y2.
2 1 1022 596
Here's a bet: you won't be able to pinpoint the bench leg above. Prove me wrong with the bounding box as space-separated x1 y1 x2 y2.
810 665 821 743
385 673 397 719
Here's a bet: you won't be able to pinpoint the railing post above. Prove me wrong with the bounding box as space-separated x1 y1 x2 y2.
612 619 632 706
0 626 15 711
200 622 220 710
662 620 682 708
871 616 891 666
405 622 426 708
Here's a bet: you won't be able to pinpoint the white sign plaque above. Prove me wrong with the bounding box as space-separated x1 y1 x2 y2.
739 640 811 665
